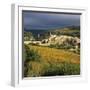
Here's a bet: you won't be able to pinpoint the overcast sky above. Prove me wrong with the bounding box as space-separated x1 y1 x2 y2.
23 11 80 30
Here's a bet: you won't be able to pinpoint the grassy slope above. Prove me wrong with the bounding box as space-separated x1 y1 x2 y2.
29 45 80 64
24 45 80 77
52 28 80 37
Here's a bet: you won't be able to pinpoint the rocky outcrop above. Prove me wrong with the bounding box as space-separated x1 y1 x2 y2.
48 35 80 48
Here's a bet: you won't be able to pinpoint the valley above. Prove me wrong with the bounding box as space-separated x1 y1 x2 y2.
24 26 80 77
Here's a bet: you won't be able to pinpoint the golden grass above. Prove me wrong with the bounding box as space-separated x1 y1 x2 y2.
28 45 80 64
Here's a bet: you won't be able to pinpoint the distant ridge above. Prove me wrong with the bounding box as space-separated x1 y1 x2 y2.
24 25 80 40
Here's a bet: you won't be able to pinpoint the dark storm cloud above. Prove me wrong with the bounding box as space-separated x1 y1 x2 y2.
23 11 80 30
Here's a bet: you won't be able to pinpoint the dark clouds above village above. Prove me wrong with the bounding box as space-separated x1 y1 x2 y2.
23 11 80 30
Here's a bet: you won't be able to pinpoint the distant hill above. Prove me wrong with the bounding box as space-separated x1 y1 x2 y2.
24 26 80 40
52 26 80 38
64 26 80 30
24 29 52 40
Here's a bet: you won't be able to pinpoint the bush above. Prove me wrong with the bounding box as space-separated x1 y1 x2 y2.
24 44 41 77
25 61 80 77
42 62 80 76
24 45 41 62
42 62 64 76
49 44 75 49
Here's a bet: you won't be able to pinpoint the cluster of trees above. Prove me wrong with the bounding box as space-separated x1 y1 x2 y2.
24 31 35 41
54 31 80 38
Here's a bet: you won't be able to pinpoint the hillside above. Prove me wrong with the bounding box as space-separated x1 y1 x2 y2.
24 44 80 77
51 26 80 38
30 45 80 64
24 26 80 41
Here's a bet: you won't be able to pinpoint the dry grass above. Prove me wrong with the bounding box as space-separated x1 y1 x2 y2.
24 44 80 77
29 45 80 64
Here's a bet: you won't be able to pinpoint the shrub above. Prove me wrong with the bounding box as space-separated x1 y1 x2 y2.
49 44 75 49
24 44 41 77
42 62 80 76
42 62 64 76
25 61 80 77
24 44 41 62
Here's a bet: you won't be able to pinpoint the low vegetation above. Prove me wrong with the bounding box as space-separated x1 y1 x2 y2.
24 44 80 77
49 44 80 54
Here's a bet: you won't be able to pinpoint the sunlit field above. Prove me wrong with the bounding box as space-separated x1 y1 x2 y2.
30 45 80 64
24 44 80 77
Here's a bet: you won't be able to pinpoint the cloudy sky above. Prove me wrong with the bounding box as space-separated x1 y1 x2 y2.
23 11 80 30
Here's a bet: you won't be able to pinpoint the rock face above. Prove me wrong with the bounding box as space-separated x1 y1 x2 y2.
48 35 80 48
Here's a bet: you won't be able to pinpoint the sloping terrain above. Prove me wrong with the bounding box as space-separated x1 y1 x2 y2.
30 45 80 64
24 44 80 77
